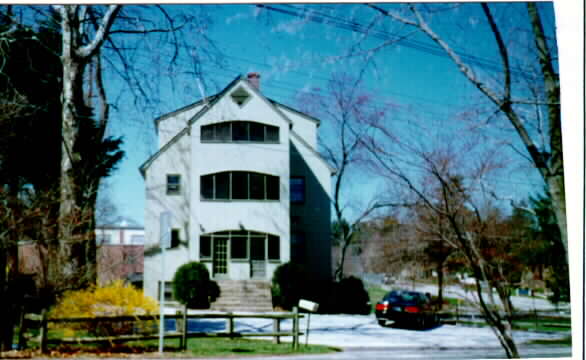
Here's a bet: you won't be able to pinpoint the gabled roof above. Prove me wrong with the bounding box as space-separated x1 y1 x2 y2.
290 129 337 175
154 94 219 131
139 127 189 177
140 74 318 176
268 99 321 127
186 74 293 128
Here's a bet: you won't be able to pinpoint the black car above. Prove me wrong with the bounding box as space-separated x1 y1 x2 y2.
375 290 438 328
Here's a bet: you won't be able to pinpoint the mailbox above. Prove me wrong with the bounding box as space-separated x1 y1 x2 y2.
298 299 319 313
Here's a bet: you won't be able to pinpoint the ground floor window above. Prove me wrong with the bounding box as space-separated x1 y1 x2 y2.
199 230 280 262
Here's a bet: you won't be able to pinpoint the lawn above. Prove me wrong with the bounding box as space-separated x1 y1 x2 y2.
452 316 570 334
527 336 572 346
366 285 387 312
43 337 338 357
17 330 338 358
182 337 338 357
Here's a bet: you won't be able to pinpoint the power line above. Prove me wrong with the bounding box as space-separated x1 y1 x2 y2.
257 4 536 78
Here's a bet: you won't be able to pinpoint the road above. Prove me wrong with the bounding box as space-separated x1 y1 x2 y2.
263 345 572 360
37 345 570 360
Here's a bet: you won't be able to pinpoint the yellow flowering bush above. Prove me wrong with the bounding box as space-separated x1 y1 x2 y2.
50 280 158 336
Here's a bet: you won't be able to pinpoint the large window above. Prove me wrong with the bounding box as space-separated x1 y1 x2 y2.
201 171 280 201
201 121 279 143
200 230 280 262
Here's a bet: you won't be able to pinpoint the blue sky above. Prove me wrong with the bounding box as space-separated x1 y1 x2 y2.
99 2 559 225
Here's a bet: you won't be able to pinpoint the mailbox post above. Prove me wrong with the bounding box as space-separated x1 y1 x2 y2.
298 299 319 346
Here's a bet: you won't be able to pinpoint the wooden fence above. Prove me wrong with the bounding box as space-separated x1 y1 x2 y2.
437 308 571 329
25 307 304 353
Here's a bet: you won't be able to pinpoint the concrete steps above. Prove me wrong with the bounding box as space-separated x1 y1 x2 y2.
211 280 273 312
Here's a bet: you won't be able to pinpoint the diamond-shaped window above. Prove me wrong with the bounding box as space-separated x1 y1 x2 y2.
230 87 251 107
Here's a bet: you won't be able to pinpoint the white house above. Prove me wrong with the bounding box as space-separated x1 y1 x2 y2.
140 73 334 303
95 219 145 245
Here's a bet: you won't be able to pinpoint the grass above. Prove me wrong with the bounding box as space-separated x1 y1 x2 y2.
366 285 388 312
453 317 570 333
512 317 571 333
42 337 338 357
20 328 338 357
181 337 338 357
527 336 572 346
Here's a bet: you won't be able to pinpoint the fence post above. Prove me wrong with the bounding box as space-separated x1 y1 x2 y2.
181 307 188 351
292 307 299 350
17 309 27 350
273 318 280 344
39 308 48 354
532 296 538 330
226 313 234 339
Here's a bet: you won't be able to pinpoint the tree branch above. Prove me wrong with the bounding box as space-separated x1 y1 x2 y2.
76 5 121 59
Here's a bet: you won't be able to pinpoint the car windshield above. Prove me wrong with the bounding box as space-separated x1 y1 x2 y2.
384 291 428 305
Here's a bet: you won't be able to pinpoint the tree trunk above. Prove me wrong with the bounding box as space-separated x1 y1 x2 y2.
436 261 444 306
547 175 567 258
473 274 520 358
59 8 91 283
526 2 566 260
335 233 351 281
0 245 10 352
0 224 19 351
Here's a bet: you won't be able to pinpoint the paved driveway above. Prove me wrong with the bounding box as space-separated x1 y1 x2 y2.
185 313 568 349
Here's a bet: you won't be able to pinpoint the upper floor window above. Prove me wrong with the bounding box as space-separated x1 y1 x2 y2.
167 174 181 195
201 121 279 143
290 177 305 203
201 171 279 201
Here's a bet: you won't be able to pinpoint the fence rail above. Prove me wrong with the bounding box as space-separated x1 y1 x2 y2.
437 309 571 329
25 308 305 352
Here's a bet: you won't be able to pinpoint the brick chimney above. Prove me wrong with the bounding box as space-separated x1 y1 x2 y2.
247 72 260 90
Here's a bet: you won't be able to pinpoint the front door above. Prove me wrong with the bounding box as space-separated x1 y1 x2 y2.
250 237 266 279
213 237 228 278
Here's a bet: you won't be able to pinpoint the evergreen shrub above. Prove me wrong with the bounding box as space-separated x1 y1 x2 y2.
271 262 308 310
172 262 220 309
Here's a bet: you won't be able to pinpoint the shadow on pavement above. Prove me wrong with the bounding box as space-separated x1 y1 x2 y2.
384 321 443 332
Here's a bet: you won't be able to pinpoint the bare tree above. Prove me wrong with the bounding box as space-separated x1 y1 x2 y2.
366 3 566 262
363 127 521 357
0 93 28 351
297 73 397 280
0 5 221 287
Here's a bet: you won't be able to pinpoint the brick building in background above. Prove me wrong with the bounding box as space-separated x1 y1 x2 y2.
19 220 145 289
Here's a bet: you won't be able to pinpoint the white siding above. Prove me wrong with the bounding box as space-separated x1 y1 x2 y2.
277 106 318 150
143 77 333 300
189 82 291 280
143 132 192 299
157 103 206 148
290 133 332 282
